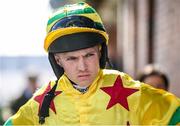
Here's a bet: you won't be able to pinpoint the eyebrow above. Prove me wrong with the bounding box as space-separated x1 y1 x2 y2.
65 49 98 57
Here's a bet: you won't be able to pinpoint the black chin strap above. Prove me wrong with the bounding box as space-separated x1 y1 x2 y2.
106 57 114 69
38 81 58 124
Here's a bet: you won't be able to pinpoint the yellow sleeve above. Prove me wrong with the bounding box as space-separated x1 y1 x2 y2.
4 99 36 125
138 84 180 125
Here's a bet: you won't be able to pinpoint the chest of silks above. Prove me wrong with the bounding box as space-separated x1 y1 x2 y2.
4 69 180 125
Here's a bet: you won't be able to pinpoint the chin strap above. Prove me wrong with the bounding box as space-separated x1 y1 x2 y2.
106 57 114 69
38 81 58 124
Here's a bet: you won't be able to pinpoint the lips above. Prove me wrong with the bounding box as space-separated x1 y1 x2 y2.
78 74 90 80
78 74 90 77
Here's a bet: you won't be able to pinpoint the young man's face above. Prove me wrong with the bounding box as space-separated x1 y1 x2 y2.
55 45 101 87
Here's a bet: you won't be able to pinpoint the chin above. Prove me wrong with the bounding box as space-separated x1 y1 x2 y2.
78 81 92 87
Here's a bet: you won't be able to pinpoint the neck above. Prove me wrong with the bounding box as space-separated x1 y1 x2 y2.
69 79 89 93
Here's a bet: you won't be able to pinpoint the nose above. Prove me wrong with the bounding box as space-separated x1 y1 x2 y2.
77 57 87 71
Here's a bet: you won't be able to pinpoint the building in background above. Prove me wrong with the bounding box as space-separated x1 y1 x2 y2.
118 0 180 97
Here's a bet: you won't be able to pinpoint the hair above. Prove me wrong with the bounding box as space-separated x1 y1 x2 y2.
137 65 169 90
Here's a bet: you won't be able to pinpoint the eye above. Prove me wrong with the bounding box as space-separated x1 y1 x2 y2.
85 53 94 58
66 57 77 61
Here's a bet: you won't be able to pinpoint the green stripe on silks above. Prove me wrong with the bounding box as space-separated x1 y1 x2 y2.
168 106 180 125
3 118 13 126
48 7 96 26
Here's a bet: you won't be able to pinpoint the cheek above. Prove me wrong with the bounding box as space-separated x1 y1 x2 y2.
88 57 100 69
63 62 78 76
63 63 73 71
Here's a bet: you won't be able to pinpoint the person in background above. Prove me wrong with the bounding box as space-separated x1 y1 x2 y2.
10 74 39 114
4 2 180 125
137 64 169 91
0 107 4 125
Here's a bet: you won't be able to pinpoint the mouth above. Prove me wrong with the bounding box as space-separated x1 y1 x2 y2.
78 74 90 80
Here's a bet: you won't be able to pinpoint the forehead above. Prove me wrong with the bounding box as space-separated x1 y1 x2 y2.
56 46 99 57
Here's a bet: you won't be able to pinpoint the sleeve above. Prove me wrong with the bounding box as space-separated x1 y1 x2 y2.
119 72 180 125
138 85 180 125
3 99 35 125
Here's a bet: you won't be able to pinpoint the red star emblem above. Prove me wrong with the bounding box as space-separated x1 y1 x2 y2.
101 75 138 111
34 83 61 114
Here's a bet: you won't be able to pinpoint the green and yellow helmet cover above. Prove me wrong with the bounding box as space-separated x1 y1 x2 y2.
44 2 109 52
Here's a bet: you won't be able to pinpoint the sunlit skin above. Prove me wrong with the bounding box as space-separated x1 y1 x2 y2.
54 46 101 87
143 75 167 90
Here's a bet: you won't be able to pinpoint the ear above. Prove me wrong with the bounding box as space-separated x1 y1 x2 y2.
54 54 62 67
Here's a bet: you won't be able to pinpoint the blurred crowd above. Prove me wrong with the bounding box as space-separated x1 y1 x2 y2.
137 64 169 91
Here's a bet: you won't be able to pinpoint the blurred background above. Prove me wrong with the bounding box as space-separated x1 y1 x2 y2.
0 0 180 124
